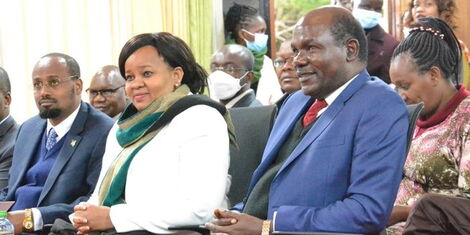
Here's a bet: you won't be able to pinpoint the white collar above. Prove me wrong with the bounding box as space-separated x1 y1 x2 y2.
46 103 81 141
0 115 10 126
318 74 358 116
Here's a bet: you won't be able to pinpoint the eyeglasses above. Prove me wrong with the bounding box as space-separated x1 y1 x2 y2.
86 85 124 98
33 76 77 92
273 56 294 68
210 65 248 74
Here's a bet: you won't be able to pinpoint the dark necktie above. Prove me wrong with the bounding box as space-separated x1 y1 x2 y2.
302 99 328 126
45 128 58 151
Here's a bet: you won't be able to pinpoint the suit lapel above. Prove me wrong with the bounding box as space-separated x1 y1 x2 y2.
38 102 88 205
8 120 45 199
276 70 370 177
0 116 15 137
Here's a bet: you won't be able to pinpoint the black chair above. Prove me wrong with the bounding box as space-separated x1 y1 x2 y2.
170 103 424 235
227 105 277 206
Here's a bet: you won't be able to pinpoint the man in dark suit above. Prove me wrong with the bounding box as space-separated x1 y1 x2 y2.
0 53 114 234
208 44 262 108
353 0 399 83
0 67 19 190
206 6 408 234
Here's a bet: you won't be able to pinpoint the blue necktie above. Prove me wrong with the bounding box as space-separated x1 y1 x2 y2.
46 128 58 151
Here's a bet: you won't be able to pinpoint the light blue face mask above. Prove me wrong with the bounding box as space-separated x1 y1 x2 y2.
352 8 382 29
243 30 269 53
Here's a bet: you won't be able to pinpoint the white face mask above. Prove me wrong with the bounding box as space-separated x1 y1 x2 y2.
208 71 248 100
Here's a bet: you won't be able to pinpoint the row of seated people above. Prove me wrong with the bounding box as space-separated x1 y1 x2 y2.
0 6 468 235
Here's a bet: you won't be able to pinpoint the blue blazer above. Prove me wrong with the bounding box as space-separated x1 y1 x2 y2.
238 71 408 233
0 102 113 224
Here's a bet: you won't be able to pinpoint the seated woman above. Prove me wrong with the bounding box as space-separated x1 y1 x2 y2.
62 32 233 234
388 17 470 234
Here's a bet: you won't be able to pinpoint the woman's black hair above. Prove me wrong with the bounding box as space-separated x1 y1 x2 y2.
225 3 261 41
118 32 207 94
392 17 462 86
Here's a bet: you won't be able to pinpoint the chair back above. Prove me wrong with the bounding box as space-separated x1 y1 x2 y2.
405 102 424 154
227 104 277 206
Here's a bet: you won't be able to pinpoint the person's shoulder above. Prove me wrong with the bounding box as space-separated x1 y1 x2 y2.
84 103 114 125
359 75 405 107
454 95 470 117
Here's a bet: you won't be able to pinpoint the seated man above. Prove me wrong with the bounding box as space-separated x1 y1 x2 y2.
87 65 127 120
0 53 114 233
0 67 19 190
273 39 301 107
352 0 399 83
206 6 408 234
208 44 262 108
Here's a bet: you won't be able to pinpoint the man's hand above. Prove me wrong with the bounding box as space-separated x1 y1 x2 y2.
7 210 25 234
205 208 265 235
73 202 113 234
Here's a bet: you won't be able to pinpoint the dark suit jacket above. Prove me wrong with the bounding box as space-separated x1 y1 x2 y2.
236 70 409 233
366 25 399 84
0 102 113 224
232 89 262 108
0 116 19 189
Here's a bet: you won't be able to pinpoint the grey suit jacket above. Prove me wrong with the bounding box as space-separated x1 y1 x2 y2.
0 102 114 224
0 116 19 189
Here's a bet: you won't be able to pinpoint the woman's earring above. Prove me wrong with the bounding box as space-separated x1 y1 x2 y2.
174 83 180 89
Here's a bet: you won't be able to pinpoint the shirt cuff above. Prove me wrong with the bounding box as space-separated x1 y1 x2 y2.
31 208 44 231
272 211 277 232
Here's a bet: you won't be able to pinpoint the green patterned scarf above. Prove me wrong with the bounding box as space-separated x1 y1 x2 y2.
98 85 191 206
225 38 267 85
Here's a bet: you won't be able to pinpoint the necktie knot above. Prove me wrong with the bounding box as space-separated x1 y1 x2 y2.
46 128 58 151
303 99 328 126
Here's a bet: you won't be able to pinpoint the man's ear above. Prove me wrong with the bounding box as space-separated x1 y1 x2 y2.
345 38 360 62
240 71 254 86
3 92 11 107
75 78 83 93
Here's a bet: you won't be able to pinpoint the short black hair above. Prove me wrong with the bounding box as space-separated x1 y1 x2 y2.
329 13 368 63
41 52 81 78
0 67 11 93
118 32 207 94
392 17 461 85
225 3 262 41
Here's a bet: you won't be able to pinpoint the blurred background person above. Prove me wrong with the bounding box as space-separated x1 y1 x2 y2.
225 3 282 105
65 32 232 234
87 65 127 120
353 0 399 83
403 0 470 87
208 44 261 108
0 67 18 190
334 0 353 11
273 39 300 107
388 17 470 234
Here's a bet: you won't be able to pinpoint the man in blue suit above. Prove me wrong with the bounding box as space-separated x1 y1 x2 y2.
0 53 114 233
206 6 408 235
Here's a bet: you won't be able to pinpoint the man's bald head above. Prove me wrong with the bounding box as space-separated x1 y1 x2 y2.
0 67 11 120
88 65 127 118
213 44 255 71
299 6 367 63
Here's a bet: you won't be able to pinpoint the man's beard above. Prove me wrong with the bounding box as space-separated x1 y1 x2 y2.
39 108 61 119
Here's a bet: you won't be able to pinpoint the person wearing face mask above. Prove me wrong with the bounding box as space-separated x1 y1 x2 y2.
208 44 262 108
224 3 283 105
352 0 399 84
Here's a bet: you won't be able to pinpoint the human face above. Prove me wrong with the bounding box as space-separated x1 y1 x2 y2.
88 72 126 118
124 45 183 111
239 16 267 43
0 89 10 121
274 42 300 94
412 0 439 21
210 51 249 85
390 53 436 118
292 25 348 99
32 56 82 125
